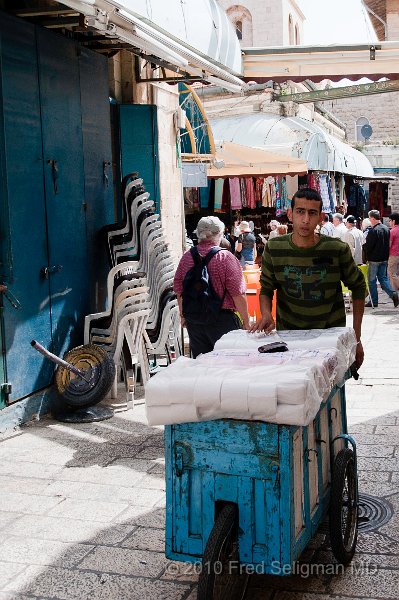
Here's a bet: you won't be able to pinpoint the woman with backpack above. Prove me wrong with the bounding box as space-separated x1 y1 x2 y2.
235 221 257 269
174 216 250 358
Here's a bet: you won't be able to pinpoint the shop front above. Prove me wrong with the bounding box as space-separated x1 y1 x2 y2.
0 0 244 427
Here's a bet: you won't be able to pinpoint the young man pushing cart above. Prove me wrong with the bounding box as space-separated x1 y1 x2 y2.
250 188 366 368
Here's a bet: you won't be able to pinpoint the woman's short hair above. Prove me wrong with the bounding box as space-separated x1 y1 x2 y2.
361 218 372 231
195 216 225 242
389 212 399 225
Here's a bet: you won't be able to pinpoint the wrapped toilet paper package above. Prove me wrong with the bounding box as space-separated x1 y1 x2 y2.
145 327 357 427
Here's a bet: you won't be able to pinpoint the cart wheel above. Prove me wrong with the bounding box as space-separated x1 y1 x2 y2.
55 344 115 409
197 503 248 600
329 448 358 565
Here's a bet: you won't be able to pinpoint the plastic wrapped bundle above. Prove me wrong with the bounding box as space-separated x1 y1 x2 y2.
145 328 357 427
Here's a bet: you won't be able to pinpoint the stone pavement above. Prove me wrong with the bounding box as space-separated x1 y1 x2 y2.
0 296 398 600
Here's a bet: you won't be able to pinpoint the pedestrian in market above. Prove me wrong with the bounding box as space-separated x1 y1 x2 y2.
174 216 250 358
268 219 279 240
365 209 399 308
320 213 335 237
250 188 366 368
388 212 399 291
343 215 364 265
235 221 257 269
332 212 347 240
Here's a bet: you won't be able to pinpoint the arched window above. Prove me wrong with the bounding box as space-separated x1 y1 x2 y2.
356 116 370 142
295 23 300 45
236 20 243 40
289 14 294 45
226 6 253 46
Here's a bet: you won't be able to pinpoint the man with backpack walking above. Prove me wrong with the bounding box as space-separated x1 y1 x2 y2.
174 216 250 358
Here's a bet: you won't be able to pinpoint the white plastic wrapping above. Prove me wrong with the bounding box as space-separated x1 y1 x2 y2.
145 327 357 427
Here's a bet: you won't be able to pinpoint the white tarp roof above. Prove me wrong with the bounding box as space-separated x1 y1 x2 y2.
61 0 244 89
211 114 374 178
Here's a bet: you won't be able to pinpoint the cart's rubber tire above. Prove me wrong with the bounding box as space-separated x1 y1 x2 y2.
329 448 358 565
197 503 248 600
54 344 115 409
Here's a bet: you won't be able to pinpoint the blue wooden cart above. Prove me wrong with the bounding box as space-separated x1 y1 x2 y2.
165 371 358 599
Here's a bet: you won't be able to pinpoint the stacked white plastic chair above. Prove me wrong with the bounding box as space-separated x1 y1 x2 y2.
84 262 150 402
85 172 181 403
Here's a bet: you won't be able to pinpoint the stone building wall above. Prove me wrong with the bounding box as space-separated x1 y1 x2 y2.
387 0 399 39
217 0 304 47
320 92 399 211
320 92 399 144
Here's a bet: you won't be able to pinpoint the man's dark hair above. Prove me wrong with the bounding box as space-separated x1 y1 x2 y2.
323 214 332 223
389 212 399 225
292 188 323 211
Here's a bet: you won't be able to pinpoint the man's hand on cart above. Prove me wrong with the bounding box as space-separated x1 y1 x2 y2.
355 340 364 369
249 312 276 334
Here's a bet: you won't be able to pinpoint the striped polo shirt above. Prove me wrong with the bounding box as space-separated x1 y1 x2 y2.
260 234 366 330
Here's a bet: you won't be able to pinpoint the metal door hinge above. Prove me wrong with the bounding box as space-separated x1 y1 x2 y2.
1 383 12 404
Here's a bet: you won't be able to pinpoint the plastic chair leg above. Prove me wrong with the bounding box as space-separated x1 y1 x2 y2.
111 371 118 399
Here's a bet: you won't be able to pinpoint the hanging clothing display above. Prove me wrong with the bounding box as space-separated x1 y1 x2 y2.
262 176 275 208
347 183 366 214
318 174 331 214
255 178 264 207
307 173 320 194
281 177 290 214
326 175 335 213
240 178 248 208
214 178 224 211
229 177 242 210
200 179 212 209
221 178 230 213
245 177 256 209
184 187 200 211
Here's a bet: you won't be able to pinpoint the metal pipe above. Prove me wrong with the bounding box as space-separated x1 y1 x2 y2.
362 2 387 40
197 81 273 98
31 340 90 382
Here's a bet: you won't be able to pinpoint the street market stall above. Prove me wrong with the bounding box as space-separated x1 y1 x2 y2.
211 113 375 220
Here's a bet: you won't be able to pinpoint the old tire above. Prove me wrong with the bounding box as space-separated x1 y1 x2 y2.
197 503 248 600
55 344 115 409
329 448 358 565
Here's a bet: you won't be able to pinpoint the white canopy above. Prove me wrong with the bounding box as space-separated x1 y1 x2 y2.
211 114 374 178
207 141 307 178
61 0 244 89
